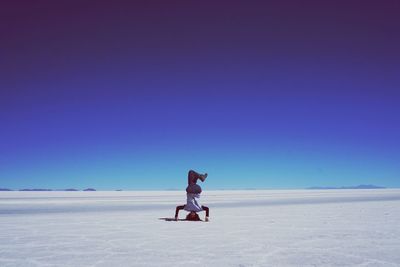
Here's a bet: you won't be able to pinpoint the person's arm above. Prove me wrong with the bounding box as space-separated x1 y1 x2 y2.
175 205 185 220
201 205 209 221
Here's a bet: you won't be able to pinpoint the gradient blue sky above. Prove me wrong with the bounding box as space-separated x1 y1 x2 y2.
1 1 399 190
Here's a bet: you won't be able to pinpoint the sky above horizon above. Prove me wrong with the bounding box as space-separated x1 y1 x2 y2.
1 1 399 190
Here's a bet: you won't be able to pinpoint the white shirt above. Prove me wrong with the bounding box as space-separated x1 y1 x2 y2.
184 193 203 212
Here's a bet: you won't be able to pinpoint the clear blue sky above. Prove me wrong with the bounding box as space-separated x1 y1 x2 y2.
1 1 399 189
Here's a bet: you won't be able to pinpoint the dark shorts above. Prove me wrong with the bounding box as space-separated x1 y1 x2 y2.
186 184 202 194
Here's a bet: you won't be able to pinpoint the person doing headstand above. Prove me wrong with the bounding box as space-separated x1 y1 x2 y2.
175 170 209 221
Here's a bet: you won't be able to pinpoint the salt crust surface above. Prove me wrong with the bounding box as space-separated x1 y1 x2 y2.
1 189 400 267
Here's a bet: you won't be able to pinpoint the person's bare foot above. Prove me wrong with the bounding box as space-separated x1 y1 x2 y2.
205 216 209 222
174 216 178 221
199 173 208 182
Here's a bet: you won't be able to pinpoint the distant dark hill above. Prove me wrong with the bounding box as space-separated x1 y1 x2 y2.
0 188 13 191
307 184 386 190
83 188 96 191
19 189 53 191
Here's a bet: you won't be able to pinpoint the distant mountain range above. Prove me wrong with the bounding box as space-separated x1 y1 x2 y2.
1 185 388 191
307 184 386 190
0 188 97 191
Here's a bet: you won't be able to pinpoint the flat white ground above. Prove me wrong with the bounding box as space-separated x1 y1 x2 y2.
1 189 400 267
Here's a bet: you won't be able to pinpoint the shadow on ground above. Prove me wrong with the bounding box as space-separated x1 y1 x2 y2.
158 217 205 222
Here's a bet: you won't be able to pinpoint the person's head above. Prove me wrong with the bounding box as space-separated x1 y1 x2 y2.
186 211 201 221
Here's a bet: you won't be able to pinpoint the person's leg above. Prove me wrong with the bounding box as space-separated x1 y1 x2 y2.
188 170 207 185
188 170 200 185
175 205 185 219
